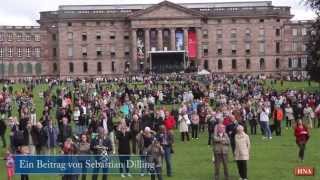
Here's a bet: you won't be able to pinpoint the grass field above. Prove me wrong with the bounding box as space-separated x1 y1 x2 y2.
0 81 319 180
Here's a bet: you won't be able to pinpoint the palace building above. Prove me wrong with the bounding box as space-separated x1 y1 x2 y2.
0 1 313 78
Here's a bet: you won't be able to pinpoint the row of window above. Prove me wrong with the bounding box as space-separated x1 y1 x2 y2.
291 42 307 52
0 47 41 58
201 41 306 56
288 57 308 69
292 27 308 37
202 42 278 56
212 58 275 70
64 58 306 74
67 62 117 73
202 27 279 39
203 58 306 71
0 32 40 42
64 46 130 58
0 63 42 74
203 18 281 24
65 18 279 28
54 31 130 41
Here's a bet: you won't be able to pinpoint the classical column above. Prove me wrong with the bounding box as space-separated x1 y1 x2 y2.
131 29 137 71
170 28 176 51
144 28 150 64
183 28 189 52
196 27 202 68
157 29 163 51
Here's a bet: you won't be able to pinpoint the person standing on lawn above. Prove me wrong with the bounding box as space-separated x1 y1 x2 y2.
178 110 190 142
115 120 132 178
213 124 230 180
191 110 200 139
235 125 250 180
273 107 283 136
0 117 7 148
303 104 315 129
294 119 310 162
157 125 174 177
226 115 238 155
247 109 257 135
260 107 272 140
284 103 294 129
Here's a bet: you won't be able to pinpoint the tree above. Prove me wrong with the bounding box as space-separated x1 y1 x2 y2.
305 0 320 82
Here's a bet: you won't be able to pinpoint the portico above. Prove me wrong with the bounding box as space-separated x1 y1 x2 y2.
129 1 203 72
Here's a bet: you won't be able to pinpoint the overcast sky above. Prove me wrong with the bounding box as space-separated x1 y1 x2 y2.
0 0 315 26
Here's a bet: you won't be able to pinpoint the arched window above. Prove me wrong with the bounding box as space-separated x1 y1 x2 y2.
83 62 88 73
232 59 237 69
218 59 223 70
53 63 58 73
0 64 5 75
288 58 292 68
246 59 251 69
125 61 130 71
276 58 280 69
25 63 33 74
297 58 302 68
35 63 42 75
17 63 23 74
97 62 102 73
112 61 115 72
69 62 74 73
204 60 209 70
8 63 14 75
260 58 265 70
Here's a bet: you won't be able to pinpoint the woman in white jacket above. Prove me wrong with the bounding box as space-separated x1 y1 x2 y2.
235 125 250 180
178 110 190 142
284 104 294 129
303 104 315 128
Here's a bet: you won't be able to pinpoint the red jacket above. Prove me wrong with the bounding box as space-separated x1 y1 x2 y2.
273 109 284 121
294 125 309 144
164 115 176 130
223 117 232 126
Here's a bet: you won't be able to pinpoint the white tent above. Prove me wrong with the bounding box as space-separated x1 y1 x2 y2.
197 69 210 75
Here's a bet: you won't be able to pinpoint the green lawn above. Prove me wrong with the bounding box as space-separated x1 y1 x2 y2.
264 80 320 92
0 81 319 180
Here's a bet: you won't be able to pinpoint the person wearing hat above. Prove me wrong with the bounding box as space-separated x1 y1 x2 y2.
213 124 230 180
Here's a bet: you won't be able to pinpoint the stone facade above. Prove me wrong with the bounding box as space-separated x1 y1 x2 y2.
0 1 313 79
0 26 50 78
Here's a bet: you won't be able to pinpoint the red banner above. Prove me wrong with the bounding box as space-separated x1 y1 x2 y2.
188 31 197 59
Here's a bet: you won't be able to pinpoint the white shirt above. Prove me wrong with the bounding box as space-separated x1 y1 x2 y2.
102 118 108 133
260 110 269 122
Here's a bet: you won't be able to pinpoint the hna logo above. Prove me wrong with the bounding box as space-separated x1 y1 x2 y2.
294 167 315 176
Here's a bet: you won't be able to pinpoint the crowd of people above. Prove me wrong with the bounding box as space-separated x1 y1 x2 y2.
0 73 318 180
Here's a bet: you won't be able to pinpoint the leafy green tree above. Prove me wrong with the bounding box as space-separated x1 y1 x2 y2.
305 0 320 82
